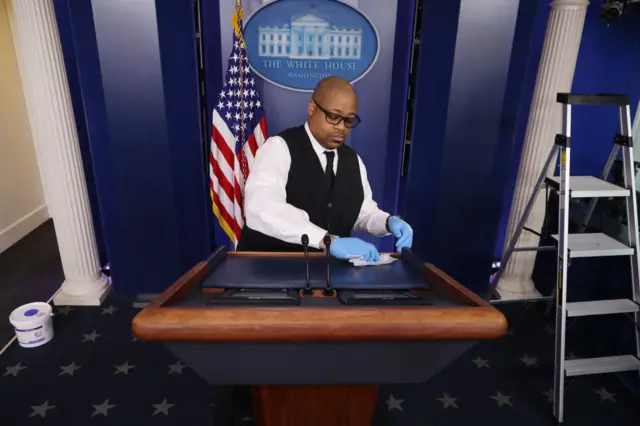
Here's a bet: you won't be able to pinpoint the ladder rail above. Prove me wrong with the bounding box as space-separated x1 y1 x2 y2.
619 104 640 366
542 142 622 315
553 102 572 423
487 145 558 299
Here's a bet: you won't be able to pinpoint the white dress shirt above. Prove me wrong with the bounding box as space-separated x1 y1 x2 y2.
244 122 390 249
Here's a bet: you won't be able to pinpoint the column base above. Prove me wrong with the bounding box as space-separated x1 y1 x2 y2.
495 276 542 301
53 275 112 306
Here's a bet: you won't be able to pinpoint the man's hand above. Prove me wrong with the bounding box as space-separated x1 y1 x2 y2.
388 216 413 251
329 237 380 262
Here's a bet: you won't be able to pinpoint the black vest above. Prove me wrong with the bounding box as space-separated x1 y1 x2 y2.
236 125 364 252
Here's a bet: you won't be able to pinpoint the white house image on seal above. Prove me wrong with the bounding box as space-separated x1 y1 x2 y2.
257 13 362 60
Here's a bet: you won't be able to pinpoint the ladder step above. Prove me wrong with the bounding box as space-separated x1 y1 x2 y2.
556 93 630 106
551 233 634 258
512 246 556 252
545 176 630 198
566 299 639 317
564 355 640 377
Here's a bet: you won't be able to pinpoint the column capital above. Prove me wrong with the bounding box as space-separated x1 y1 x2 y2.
550 0 590 9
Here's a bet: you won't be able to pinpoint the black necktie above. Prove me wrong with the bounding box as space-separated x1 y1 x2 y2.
324 151 335 192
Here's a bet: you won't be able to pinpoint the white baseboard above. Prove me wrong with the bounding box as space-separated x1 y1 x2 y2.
0 205 50 254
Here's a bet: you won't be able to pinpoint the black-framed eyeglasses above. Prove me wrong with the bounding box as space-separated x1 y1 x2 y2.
313 100 361 129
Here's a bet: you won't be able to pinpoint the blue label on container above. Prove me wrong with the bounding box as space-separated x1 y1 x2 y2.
24 309 38 317
19 337 45 345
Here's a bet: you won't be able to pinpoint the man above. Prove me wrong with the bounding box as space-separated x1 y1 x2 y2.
237 76 413 260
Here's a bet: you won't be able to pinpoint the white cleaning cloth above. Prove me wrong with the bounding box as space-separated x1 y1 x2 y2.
348 253 398 266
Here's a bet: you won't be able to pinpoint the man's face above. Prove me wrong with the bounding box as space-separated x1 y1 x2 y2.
307 89 359 150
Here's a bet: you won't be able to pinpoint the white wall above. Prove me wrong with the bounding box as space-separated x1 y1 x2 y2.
0 0 49 254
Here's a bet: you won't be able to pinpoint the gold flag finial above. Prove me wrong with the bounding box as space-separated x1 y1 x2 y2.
232 0 245 47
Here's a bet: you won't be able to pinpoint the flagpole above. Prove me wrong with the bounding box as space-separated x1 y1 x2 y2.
232 0 245 48
239 17 246 167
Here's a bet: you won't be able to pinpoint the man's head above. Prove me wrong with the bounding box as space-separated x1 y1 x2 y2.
307 76 361 150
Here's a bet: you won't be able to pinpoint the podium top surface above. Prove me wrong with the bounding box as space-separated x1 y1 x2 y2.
132 249 507 342
200 253 427 290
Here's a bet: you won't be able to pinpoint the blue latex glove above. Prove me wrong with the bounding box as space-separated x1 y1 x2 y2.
329 237 380 262
388 216 413 252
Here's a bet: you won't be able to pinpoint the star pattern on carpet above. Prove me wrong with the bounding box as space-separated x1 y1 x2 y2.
82 330 100 342
386 394 403 411
168 361 186 375
152 398 175 415
28 401 55 418
436 393 459 409
3 362 27 377
92 399 116 417
594 388 616 403
520 353 538 367
55 306 73 315
113 361 135 375
58 362 81 376
472 356 490 368
0 299 638 425
101 306 118 315
491 392 514 408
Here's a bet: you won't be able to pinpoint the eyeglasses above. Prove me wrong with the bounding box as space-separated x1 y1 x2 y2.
313 100 361 128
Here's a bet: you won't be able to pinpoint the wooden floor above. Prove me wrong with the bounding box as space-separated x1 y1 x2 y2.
0 220 63 346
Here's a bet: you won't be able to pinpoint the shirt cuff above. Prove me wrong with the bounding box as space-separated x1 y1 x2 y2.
305 225 329 250
371 212 392 236
383 213 392 235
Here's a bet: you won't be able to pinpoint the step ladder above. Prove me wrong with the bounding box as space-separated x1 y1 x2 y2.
490 93 640 423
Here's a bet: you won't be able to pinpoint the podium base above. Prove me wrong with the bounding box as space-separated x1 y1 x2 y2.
252 384 378 426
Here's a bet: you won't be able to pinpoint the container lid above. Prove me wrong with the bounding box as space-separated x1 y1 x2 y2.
9 302 52 325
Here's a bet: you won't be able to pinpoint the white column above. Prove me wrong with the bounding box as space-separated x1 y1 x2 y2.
497 0 590 300
302 28 308 56
291 28 297 56
10 0 111 306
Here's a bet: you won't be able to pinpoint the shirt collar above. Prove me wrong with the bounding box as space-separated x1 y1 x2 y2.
305 122 336 155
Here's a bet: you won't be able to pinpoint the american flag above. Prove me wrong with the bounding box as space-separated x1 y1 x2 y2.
209 4 267 246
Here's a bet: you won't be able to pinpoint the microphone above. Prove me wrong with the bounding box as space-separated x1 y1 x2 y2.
323 235 334 296
301 234 312 295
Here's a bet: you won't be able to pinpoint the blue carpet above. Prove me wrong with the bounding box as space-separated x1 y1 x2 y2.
0 297 639 425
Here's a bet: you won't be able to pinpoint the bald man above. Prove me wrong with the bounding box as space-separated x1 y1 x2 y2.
236 77 413 261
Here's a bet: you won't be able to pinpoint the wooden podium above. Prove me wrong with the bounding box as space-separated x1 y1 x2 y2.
132 250 507 426
252 384 378 426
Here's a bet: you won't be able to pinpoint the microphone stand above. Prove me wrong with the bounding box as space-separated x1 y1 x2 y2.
323 235 334 296
301 234 312 295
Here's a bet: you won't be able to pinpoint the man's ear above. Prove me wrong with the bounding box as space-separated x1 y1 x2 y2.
307 100 316 117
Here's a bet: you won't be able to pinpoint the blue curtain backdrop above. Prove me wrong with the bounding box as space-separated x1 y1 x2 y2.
53 0 211 295
201 0 414 252
51 0 533 295
400 0 533 294
51 0 640 296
